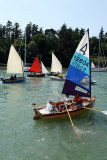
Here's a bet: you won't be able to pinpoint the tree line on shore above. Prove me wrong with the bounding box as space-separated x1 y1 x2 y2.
0 20 107 67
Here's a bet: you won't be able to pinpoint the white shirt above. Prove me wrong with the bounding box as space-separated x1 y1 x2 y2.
62 97 70 105
46 102 53 113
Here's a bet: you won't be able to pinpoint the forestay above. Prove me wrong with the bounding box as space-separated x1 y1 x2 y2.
51 52 62 73
62 30 91 97
7 45 24 74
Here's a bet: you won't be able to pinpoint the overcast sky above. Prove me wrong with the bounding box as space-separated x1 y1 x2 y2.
0 0 107 37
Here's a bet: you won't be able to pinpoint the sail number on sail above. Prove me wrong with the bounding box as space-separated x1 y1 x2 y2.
70 51 89 74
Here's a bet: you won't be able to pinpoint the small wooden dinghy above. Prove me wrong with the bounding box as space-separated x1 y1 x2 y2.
33 29 96 120
33 97 95 120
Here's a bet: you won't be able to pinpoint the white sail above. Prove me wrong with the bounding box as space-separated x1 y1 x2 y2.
7 45 24 74
51 52 62 73
91 62 95 68
41 61 49 73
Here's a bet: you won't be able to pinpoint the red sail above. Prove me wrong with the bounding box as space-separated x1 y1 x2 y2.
29 57 41 73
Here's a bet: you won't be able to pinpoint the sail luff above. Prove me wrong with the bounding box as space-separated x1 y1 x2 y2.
51 52 62 73
7 45 24 74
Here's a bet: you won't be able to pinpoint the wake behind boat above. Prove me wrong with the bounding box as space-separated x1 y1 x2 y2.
1 45 25 83
33 29 96 120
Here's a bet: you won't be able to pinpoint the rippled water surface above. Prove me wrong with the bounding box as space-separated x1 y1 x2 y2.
0 68 107 160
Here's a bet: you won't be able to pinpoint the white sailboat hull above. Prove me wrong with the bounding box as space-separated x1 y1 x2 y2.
50 76 66 81
91 67 107 72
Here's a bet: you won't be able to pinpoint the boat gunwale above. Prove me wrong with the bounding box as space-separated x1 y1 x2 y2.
33 97 95 119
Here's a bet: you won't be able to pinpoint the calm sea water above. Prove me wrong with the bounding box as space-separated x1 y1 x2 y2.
0 68 107 160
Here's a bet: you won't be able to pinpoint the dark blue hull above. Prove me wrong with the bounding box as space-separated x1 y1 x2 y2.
1 77 26 83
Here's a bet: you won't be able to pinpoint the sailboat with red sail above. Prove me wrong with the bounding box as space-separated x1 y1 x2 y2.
27 57 46 77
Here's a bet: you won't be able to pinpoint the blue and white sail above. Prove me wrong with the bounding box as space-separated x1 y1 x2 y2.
62 29 91 97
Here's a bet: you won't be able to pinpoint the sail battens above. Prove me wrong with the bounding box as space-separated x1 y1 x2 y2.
62 30 91 97
51 52 62 73
7 45 24 74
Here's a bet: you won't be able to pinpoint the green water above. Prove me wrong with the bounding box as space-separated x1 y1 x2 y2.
0 69 107 160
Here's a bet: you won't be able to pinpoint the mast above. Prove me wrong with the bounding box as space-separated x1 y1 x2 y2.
88 29 91 98
98 33 101 68
24 28 26 67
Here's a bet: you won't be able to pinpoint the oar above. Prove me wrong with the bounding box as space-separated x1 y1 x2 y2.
82 106 107 115
32 102 46 105
53 91 80 138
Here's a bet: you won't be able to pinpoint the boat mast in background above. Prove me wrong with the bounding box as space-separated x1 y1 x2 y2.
98 32 101 69
24 28 26 67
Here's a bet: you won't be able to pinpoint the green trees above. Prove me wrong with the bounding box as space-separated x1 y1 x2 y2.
0 20 107 67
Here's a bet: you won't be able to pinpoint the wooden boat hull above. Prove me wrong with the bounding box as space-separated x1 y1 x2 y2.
33 97 95 120
27 73 45 77
1 77 26 83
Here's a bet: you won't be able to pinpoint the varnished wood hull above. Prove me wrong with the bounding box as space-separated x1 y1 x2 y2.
33 97 95 120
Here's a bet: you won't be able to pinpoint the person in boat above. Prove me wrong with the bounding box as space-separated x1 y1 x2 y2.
57 73 63 78
10 75 14 80
72 94 83 107
46 99 58 113
14 74 16 79
59 94 71 111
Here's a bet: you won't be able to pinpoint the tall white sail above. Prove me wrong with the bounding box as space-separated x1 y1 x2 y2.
51 52 62 73
41 61 49 73
7 45 24 74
